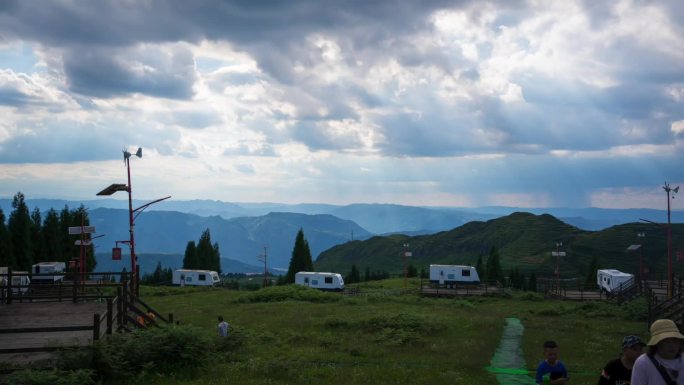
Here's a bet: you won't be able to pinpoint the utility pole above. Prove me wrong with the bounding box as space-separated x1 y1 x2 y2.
663 182 679 298
552 242 565 292
402 243 411 289
258 246 268 288
637 232 645 286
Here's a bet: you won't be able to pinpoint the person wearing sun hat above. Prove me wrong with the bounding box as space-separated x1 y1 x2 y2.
598 335 645 385
631 319 684 385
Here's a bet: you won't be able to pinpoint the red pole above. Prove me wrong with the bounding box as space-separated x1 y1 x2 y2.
126 157 137 295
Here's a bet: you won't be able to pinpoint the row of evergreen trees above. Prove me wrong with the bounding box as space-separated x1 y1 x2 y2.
0 192 96 271
182 229 221 274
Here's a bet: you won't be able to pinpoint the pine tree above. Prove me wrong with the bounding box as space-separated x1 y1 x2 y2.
285 228 314 283
485 246 503 284
59 205 76 266
585 256 598 289
475 254 485 280
364 266 371 281
30 208 47 263
528 272 537 292
183 241 197 269
212 242 221 274
196 229 213 269
346 264 360 283
9 192 32 270
42 209 62 262
0 208 14 268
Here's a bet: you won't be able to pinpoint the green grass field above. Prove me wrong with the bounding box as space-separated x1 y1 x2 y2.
129 279 647 385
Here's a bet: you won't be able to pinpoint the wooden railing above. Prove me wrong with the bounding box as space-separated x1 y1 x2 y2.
1 269 132 304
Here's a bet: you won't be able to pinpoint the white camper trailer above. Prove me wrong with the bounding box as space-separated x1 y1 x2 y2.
295 272 345 291
429 264 480 287
0 268 31 294
597 269 634 293
172 269 220 286
32 261 66 283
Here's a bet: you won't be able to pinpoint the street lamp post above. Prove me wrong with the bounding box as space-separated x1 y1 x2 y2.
637 232 645 285
97 148 170 296
552 242 565 292
663 182 679 298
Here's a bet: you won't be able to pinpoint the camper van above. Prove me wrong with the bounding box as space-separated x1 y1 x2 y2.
0 267 31 294
172 269 220 286
597 269 634 293
295 272 345 291
429 264 480 287
32 261 66 283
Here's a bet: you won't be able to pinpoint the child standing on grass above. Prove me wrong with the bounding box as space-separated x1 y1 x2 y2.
536 340 569 385
217 316 230 337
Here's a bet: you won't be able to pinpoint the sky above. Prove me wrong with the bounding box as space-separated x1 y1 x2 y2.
0 0 683 209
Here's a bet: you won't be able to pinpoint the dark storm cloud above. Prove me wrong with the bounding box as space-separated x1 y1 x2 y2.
62 46 197 99
0 0 478 95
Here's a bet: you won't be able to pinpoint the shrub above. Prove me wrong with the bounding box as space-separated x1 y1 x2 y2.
93 324 213 379
235 285 342 304
3 369 95 385
621 297 648 321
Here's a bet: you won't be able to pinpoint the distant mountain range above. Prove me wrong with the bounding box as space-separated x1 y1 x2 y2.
2 198 682 234
88 209 371 271
2 198 683 275
315 212 684 279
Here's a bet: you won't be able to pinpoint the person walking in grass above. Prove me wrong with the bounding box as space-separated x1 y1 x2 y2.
631 319 684 385
597 335 645 385
217 315 230 337
536 340 569 385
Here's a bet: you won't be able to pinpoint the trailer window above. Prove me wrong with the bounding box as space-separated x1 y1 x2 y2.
325 277 333 284
199 274 206 281
447 274 455 280
312 279 319 286
186 277 192 282
462 270 471 277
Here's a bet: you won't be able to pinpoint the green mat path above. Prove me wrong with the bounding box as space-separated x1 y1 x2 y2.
487 317 535 385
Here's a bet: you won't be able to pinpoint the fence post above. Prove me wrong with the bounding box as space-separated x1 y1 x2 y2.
107 298 113 335
117 286 123 329
93 313 100 341
122 283 128 327
6 267 12 305
168 313 173 324
72 276 78 303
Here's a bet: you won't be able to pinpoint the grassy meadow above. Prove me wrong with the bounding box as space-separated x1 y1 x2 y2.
123 279 648 385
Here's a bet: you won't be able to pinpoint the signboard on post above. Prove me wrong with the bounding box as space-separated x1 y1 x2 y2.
112 247 122 261
68 226 96 235
551 251 566 257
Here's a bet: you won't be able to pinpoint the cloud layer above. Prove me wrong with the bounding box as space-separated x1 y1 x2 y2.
0 0 682 208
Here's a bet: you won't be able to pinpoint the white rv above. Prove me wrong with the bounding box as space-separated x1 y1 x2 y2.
429 264 480 287
32 262 66 283
597 269 634 293
0 268 31 294
172 269 220 286
295 272 345 291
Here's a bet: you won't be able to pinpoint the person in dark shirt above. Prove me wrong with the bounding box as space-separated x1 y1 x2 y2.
598 335 645 385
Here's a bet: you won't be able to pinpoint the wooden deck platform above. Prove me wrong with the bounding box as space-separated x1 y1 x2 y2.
0 301 106 364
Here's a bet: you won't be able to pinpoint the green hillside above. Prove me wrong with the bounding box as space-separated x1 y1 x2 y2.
315 212 684 280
